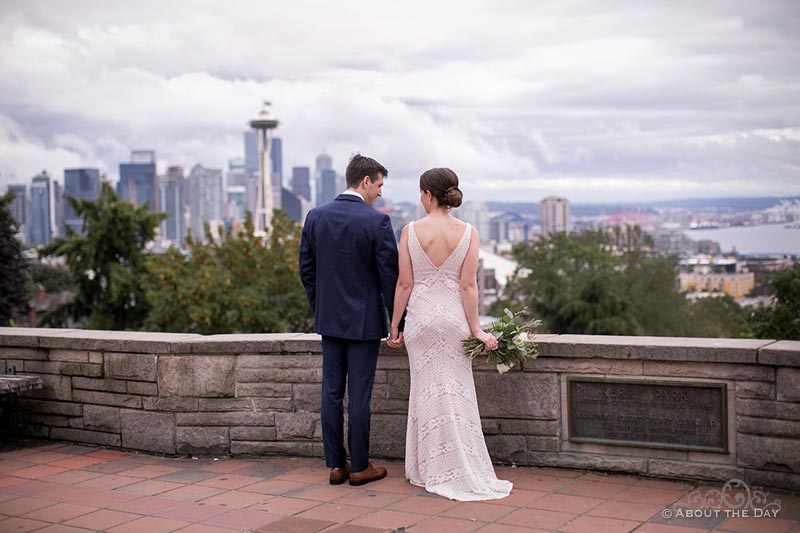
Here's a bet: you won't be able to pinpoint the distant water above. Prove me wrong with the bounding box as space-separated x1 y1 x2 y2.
683 223 800 255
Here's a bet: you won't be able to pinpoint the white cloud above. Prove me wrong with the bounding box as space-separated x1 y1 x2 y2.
0 0 798 203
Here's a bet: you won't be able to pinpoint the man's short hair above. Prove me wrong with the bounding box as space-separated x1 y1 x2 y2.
345 154 388 189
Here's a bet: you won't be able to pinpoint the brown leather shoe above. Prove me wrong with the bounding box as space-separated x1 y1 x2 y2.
329 466 350 485
349 463 387 486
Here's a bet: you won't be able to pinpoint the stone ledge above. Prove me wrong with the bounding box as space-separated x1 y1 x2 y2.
759 340 800 367
539 335 773 363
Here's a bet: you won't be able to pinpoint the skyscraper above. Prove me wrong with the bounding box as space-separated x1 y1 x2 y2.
7 184 27 241
271 137 283 185
118 150 158 212
314 151 333 205
189 164 224 241
161 166 186 244
291 167 311 202
540 196 570 236
281 187 303 223
244 131 259 174
63 168 100 235
317 168 338 206
29 171 54 247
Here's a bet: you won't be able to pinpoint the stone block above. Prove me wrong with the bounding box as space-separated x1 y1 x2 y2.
647 460 741 483
237 368 322 383
176 426 229 455
39 330 198 353
527 435 561 452
498 419 561 436
386 371 409 400
254 398 294 411
642 361 774 381
237 383 293 398
776 368 800 401
373 370 387 384
176 411 275 426
238 354 320 368
482 419 500 435
528 451 648 473
126 381 158 396
759 340 800 367
73 390 142 409
230 441 316 456
737 416 800 438
120 409 175 454
72 377 127 393
371 398 409 414
195 398 253 412
142 397 199 412
49 350 89 362
0 330 42 348
69 418 84 429
737 399 800 421
89 352 103 364
174 334 290 354
105 353 157 381
0 347 45 360
19 412 70 427
741 468 800 492
474 373 559 419
229 426 278 441
24 360 102 377
524 358 643 375
84 405 120 432
485 435 526 464
158 355 235 397
276 413 318 439
735 381 774 400
738 434 800 472
376 355 409 370
50 427 121 447
15 399 82 417
293 384 321 412
20 375 71 401
281 334 325 354
369 415 406 458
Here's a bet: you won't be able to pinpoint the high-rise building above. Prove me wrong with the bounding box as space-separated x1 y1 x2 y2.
118 150 158 212
244 131 259 174
189 164 224 241
291 167 311 202
282 187 303 223
540 196 570 236
226 186 248 223
7 184 27 241
271 137 283 185
63 168 100 235
29 171 55 247
315 151 333 205
317 168 338 206
161 166 186 245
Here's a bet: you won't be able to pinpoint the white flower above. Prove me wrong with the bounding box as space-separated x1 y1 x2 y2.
496 362 514 374
512 331 530 347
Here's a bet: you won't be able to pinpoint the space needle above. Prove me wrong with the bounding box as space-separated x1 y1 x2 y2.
249 102 279 236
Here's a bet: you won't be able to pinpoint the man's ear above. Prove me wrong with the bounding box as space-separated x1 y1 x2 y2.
361 175 371 188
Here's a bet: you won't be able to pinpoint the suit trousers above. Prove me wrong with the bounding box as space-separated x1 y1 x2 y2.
320 336 380 473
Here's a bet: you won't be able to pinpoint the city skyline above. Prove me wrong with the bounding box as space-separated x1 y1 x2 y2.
0 1 798 204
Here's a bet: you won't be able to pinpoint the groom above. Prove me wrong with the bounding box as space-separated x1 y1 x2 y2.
299 153 401 486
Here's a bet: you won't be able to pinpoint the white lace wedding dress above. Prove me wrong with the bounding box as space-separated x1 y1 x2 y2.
403 221 513 501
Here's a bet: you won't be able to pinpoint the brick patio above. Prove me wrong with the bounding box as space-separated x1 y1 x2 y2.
0 440 798 533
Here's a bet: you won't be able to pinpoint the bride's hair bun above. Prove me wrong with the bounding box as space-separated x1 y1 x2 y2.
420 168 463 209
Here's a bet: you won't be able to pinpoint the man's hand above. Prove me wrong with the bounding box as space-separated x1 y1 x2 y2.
386 327 404 348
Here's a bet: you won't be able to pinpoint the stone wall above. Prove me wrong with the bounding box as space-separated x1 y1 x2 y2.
0 328 798 492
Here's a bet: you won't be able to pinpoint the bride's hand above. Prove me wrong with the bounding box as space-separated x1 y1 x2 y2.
475 331 498 351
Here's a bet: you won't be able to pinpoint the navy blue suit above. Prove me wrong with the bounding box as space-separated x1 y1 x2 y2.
299 193 401 472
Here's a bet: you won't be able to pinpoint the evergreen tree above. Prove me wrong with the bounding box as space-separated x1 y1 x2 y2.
750 264 800 340
39 181 165 329
141 210 313 334
0 191 28 326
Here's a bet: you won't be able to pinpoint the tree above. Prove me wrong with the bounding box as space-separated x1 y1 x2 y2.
686 295 750 338
141 210 313 334
750 264 800 340
0 191 28 326
39 181 165 329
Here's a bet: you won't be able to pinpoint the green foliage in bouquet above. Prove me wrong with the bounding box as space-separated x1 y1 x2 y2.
463 307 542 373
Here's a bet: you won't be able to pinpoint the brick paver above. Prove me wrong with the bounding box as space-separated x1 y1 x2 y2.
0 440 797 532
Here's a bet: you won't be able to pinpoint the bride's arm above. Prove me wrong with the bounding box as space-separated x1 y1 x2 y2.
460 227 498 349
389 225 412 345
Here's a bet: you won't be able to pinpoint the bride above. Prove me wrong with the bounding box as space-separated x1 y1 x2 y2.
387 167 512 501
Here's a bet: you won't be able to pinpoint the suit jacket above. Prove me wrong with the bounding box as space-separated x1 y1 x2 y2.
299 194 402 340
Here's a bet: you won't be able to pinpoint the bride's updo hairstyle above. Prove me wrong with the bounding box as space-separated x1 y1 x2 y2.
420 168 463 209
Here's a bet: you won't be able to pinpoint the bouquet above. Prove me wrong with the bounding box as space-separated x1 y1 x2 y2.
463 308 541 373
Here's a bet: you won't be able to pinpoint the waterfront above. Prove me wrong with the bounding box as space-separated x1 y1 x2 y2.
684 223 800 255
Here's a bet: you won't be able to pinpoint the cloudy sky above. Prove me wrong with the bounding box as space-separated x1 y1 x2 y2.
1 0 798 203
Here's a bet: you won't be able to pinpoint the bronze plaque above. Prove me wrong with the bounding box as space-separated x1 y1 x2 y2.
568 377 728 452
